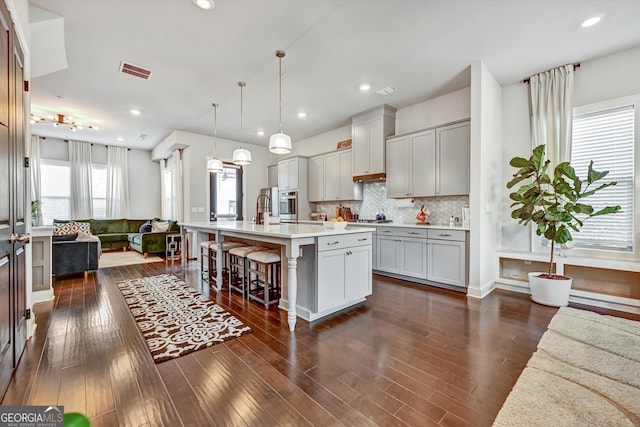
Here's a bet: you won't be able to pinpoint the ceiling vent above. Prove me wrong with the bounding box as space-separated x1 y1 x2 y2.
376 86 397 96
119 61 151 80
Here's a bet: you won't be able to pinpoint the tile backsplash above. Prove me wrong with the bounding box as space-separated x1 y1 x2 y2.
313 181 469 226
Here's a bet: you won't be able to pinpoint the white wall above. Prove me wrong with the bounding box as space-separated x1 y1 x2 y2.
468 62 502 298
159 131 268 222
395 87 471 135
500 44 640 260
38 137 161 219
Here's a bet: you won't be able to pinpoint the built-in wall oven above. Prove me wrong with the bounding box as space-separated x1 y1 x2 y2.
279 190 298 222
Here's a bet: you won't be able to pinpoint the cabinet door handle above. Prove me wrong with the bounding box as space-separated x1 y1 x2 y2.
357 238 368 241
438 233 451 237
408 232 420 235
381 230 390 233
327 241 340 245
346 250 352 256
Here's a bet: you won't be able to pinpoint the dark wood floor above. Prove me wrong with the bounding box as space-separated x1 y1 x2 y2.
3 260 639 427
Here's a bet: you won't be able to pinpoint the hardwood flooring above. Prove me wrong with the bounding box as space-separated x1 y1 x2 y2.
3 261 639 426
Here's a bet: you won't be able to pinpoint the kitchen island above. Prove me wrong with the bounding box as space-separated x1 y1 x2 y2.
180 221 375 331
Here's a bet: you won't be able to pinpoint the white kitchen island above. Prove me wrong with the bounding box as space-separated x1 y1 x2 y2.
180 221 374 331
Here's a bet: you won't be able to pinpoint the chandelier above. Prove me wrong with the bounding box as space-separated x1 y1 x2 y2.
30 113 99 132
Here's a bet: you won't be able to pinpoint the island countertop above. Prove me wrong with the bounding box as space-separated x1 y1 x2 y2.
179 221 375 237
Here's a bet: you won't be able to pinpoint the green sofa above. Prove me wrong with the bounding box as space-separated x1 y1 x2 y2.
54 218 180 257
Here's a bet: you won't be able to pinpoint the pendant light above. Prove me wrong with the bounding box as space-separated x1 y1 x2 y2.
232 81 252 166
269 50 292 154
206 103 224 173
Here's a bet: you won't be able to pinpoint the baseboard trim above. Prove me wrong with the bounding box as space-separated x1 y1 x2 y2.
467 280 496 299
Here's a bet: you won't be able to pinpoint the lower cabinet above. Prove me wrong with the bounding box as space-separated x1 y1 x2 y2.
427 229 467 287
375 227 428 280
316 233 372 312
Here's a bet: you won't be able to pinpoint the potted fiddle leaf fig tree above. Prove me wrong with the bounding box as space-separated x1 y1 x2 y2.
507 144 621 307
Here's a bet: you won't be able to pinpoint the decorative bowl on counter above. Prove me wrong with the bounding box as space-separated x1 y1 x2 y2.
323 221 347 230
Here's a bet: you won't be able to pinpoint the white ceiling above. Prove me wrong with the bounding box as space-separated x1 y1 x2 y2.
27 0 640 151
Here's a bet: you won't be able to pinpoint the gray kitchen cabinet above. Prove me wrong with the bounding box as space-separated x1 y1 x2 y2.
386 120 469 198
308 149 362 202
436 121 470 196
386 129 436 198
375 226 428 280
267 164 278 188
278 157 300 190
352 105 396 179
316 233 372 313
427 229 467 287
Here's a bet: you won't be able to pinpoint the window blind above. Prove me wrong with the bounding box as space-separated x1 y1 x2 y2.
570 104 634 251
40 160 71 225
92 164 107 219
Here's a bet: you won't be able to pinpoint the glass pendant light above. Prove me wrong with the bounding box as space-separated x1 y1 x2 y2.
206 103 224 173
232 81 252 166
269 50 292 154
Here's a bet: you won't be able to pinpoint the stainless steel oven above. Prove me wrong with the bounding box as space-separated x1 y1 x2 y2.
279 190 298 222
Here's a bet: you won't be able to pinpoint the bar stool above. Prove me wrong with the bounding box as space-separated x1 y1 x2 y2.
208 241 246 289
246 250 281 308
228 246 270 298
200 241 216 280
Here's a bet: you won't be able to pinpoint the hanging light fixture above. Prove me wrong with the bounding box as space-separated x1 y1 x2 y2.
232 82 252 166
269 50 292 154
207 103 224 173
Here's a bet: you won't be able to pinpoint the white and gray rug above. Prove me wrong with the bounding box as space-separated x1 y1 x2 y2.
493 306 640 427
117 274 251 363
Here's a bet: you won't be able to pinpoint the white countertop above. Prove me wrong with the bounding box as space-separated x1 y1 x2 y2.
299 220 469 231
31 226 54 237
180 221 375 239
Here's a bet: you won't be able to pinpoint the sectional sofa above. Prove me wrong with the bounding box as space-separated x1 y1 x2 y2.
54 218 180 257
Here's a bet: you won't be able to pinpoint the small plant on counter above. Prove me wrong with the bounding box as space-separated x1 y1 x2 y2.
507 144 621 278
31 199 41 226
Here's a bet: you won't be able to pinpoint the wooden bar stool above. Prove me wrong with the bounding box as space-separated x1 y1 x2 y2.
199 240 216 280
246 250 281 308
208 241 246 289
228 246 269 298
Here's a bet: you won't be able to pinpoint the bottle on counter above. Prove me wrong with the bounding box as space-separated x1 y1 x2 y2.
449 215 455 227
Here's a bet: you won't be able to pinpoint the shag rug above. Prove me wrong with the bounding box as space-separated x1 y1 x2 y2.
99 251 163 268
117 274 251 363
493 306 640 427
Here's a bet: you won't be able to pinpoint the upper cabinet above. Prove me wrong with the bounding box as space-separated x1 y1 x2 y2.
386 129 436 198
267 164 278 188
386 120 469 198
278 157 307 190
309 149 362 202
352 105 396 180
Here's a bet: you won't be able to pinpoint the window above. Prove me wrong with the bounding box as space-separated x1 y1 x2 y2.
570 103 635 251
163 168 173 219
40 160 71 225
210 164 243 220
40 160 109 223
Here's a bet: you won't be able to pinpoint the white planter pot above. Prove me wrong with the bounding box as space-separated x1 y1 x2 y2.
528 272 572 307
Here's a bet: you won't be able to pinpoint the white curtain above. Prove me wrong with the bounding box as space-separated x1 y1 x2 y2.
68 140 93 219
106 145 130 218
30 135 43 226
529 64 574 167
160 158 169 219
171 150 184 221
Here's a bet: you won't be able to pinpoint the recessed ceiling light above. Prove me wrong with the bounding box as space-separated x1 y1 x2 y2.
117 137 124 142
359 83 371 92
129 109 141 115
297 112 307 118
257 130 265 136
192 0 214 10
581 15 602 28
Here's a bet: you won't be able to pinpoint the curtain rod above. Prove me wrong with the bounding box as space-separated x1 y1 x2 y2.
522 62 580 84
62 139 131 150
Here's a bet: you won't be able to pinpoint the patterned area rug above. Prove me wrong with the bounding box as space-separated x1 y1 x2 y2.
493 306 640 426
117 274 251 363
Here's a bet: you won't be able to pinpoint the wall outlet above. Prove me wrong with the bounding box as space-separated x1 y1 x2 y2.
191 207 197 213
197 207 205 213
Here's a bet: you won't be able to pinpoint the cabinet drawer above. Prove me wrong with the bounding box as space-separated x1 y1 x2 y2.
317 232 372 252
427 229 466 242
377 226 427 239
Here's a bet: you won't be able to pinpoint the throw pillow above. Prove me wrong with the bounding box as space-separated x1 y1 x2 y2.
151 220 169 232
139 221 152 233
52 233 78 242
71 221 92 235
54 223 73 235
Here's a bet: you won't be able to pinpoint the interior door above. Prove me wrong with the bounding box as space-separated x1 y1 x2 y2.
0 0 28 397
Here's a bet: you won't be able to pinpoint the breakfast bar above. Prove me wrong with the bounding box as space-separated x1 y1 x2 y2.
180 221 375 331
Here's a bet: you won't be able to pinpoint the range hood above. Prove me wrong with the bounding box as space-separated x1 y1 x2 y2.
353 173 386 182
